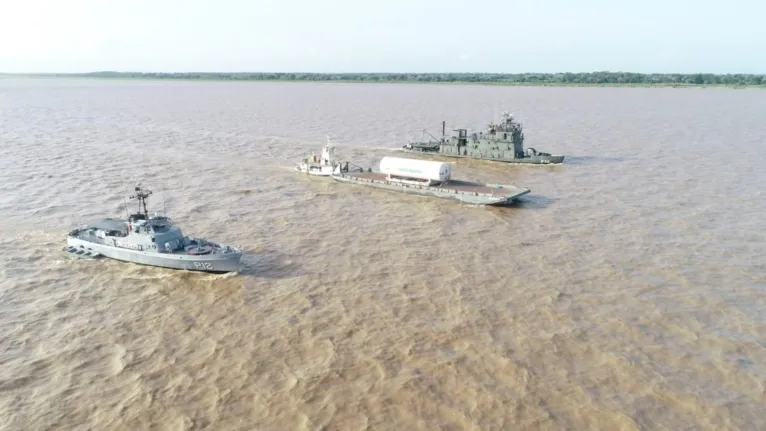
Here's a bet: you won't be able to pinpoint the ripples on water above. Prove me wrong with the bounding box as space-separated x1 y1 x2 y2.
1 78 765 430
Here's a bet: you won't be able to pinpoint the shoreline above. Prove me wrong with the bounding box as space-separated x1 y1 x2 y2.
2 73 764 89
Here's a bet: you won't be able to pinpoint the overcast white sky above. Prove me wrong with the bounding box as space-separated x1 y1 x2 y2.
0 0 763 73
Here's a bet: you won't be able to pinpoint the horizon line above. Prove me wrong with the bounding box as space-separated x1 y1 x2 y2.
2 71 765 76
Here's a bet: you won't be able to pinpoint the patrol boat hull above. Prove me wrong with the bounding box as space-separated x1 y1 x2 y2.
66 236 242 273
330 157 530 206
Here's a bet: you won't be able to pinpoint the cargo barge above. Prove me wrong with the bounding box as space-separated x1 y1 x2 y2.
330 156 531 206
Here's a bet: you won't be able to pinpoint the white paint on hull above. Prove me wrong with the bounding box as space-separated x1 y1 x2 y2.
295 163 335 176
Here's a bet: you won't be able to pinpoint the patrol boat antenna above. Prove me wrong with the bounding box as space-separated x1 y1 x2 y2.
129 185 153 219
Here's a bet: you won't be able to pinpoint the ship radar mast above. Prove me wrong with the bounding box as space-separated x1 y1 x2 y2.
322 135 335 163
129 185 153 218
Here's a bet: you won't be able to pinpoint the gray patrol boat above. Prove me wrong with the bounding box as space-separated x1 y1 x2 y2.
401 111 564 165
330 156 530 206
64 185 243 273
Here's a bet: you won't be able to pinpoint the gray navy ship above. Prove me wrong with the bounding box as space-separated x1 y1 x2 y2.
64 185 243 273
402 111 564 165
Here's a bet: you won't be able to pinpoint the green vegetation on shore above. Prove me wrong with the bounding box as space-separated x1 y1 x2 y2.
5 71 765 88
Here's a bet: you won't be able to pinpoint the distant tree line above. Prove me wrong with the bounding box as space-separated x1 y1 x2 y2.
12 71 766 87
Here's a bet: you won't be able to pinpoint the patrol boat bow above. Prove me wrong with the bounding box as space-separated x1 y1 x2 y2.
64 185 243 273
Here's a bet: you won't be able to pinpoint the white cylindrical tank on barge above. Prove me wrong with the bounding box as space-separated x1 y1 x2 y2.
379 157 451 183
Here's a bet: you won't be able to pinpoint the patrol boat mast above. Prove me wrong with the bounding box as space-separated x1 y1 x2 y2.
129 185 152 220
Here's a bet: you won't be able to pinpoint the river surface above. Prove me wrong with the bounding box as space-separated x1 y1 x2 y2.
1 78 765 430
